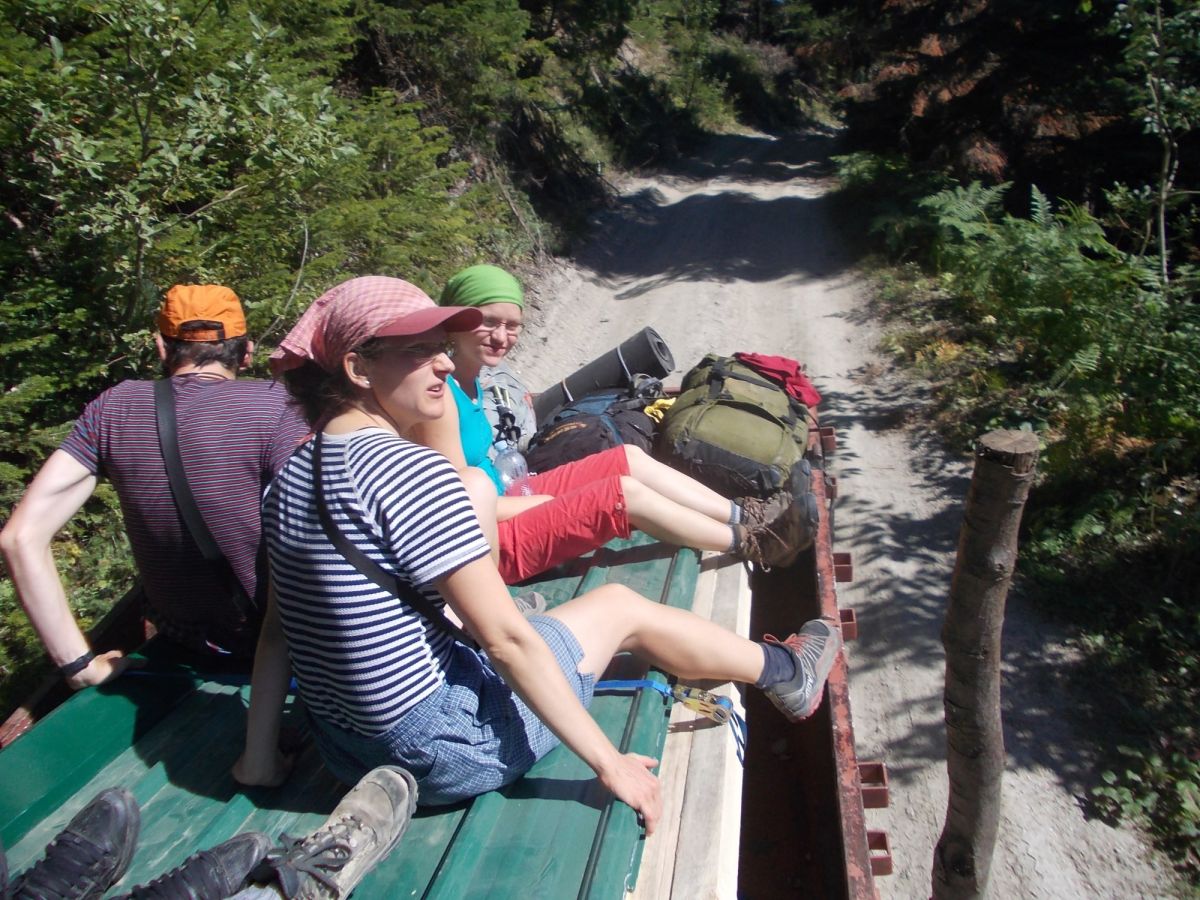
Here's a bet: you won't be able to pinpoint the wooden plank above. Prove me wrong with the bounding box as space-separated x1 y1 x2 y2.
669 561 749 900
0 668 199 852
626 558 720 900
1 534 704 900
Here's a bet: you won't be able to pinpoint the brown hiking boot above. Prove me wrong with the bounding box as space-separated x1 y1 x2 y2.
734 461 820 569
737 490 792 533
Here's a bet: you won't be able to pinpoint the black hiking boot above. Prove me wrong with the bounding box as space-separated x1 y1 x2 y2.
115 832 271 899
11 787 140 900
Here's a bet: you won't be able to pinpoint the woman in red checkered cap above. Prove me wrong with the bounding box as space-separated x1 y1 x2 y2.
235 275 841 833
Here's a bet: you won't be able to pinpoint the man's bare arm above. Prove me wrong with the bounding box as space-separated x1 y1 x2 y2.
0 450 135 687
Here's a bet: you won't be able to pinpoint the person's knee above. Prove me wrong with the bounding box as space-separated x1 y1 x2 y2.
622 443 648 473
618 474 647 511
587 583 652 617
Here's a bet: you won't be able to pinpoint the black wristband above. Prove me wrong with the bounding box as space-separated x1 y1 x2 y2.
59 650 95 679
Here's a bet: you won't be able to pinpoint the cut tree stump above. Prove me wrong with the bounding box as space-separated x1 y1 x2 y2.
932 430 1039 900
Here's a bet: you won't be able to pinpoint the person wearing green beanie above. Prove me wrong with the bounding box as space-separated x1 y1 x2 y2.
408 265 815 585
438 264 536 459
440 264 525 310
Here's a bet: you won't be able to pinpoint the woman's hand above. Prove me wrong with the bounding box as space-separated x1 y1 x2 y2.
597 752 662 834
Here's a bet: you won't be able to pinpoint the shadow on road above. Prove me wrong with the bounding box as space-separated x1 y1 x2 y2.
823 368 1125 812
667 130 843 183
577 191 857 293
573 131 861 292
565 126 1130 825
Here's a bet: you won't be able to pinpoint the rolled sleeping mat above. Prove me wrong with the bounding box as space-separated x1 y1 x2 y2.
533 326 675 424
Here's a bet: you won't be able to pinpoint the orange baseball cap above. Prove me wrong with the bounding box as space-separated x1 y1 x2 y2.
157 284 247 342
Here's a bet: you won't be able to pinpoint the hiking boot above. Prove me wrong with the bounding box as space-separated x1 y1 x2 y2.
761 618 842 722
735 461 820 569
253 765 417 899
12 787 139 900
737 489 793 533
513 590 548 616
116 832 271 899
783 458 820 554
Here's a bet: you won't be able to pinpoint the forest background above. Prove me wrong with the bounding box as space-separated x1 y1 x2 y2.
1 0 1197 883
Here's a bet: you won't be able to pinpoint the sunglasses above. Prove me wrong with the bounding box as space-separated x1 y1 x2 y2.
385 340 456 361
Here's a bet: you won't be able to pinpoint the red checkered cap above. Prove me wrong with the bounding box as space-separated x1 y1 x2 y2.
270 276 481 376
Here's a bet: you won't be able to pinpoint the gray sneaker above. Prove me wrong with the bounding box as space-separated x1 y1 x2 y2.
254 766 418 899
761 618 842 722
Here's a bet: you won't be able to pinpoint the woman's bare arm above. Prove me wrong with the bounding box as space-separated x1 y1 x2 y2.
437 558 662 832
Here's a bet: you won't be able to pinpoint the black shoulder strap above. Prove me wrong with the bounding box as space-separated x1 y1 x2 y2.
311 432 475 647
154 379 255 618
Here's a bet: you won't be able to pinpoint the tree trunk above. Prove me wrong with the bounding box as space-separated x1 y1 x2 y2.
931 430 1039 900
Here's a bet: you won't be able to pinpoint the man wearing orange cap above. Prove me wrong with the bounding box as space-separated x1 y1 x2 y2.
0 285 309 688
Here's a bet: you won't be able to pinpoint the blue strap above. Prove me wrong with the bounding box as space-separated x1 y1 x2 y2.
595 678 673 700
595 678 746 765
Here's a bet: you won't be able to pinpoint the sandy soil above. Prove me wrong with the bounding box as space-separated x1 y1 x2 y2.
510 131 1182 899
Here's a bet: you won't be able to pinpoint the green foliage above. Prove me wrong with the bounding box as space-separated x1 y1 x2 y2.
1087 592 1200 874
1 0 355 471
359 0 534 140
833 152 953 258
703 35 800 130
920 182 1200 450
1112 0 1200 283
865 173 1200 879
0 0 803 724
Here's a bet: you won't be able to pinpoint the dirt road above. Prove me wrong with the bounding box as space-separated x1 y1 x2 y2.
513 131 1178 899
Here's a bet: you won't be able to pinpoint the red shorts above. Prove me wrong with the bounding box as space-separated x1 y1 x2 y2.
497 446 632 583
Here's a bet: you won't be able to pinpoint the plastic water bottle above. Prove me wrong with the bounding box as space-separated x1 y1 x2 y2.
494 442 533 496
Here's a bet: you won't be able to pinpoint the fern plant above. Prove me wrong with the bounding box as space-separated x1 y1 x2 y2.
920 182 1196 446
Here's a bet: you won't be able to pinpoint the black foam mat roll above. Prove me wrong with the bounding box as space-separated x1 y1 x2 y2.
533 327 675 424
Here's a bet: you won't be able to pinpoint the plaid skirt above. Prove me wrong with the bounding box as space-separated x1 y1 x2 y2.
308 615 595 805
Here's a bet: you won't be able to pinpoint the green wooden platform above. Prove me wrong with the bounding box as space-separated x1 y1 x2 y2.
0 535 700 899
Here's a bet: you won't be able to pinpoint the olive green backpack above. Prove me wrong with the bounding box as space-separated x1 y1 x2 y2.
657 354 812 497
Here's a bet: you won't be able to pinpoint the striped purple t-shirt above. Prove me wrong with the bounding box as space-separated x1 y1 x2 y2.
60 375 309 641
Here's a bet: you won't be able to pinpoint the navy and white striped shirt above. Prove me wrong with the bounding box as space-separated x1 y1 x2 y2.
263 428 491 735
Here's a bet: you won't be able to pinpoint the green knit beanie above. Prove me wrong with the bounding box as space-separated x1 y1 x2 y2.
440 264 524 309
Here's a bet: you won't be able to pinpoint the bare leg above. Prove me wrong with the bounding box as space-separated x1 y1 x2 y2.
547 583 763 683
623 445 732 521
621 476 734 551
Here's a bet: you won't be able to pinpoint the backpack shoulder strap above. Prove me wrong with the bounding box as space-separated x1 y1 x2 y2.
154 379 255 618
311 432 475 647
